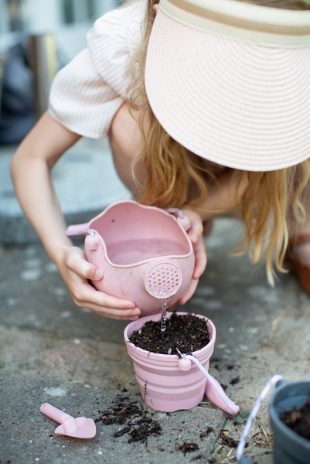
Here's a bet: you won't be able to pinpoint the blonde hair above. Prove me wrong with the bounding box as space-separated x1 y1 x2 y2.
127 0 310 284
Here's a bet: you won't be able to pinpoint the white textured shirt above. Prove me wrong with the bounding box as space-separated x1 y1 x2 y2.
48 0 146 138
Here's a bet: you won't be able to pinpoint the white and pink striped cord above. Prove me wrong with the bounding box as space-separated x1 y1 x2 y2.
236 374 284 463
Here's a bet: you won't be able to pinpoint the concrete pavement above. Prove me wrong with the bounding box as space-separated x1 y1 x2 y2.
1 218 309 464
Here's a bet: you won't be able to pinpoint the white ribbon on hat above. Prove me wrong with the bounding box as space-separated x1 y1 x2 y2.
160 0 310 47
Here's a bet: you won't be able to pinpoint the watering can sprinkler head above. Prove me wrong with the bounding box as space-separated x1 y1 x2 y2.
144 262 183 299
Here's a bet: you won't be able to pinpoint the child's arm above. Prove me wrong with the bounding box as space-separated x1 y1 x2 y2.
11 112 140 320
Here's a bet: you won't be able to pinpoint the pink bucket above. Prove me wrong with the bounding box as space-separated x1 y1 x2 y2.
124 312 239 415
66 201 195 316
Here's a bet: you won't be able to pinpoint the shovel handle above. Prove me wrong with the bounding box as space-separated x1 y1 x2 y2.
40 403 72 424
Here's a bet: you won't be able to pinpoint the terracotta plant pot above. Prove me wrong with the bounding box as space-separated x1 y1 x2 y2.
124 312 239 415
269 381 310 464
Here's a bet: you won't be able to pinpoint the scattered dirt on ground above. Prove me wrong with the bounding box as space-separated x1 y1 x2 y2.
97 399 141 425
176 441 200 454
127 417 162 443
129 313 210 354
190 454 204 461
112 426 131 438
96 391 162 444
220 430 239 448
200 427 214 439
229 376 240 385
281 396 310 440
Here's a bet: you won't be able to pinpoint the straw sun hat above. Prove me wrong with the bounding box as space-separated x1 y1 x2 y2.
145 0 310 171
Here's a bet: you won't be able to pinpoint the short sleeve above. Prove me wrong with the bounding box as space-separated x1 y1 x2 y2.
48 0 145 139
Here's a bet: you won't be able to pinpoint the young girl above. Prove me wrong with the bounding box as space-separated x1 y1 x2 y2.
11 0 310 320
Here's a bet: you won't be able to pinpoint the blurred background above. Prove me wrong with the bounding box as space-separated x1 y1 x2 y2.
0 0 130 244
0 0 118 144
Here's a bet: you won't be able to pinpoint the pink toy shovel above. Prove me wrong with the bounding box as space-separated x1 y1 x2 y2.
40 403 96 439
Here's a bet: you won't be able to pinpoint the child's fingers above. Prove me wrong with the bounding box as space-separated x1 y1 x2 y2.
182 209 207 279
193 237 207 280
66 249 104 281
187 219 203 244
178 279 199 305
71 281 137 310
62 246 141 319
80 302 141 320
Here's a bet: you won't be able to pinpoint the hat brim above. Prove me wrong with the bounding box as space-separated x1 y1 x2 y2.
145 9 310 171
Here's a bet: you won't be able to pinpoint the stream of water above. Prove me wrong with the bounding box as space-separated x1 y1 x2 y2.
160 300 168 333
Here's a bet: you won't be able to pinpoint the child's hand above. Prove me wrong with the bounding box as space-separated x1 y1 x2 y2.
55 245 141 320
178 208 207 304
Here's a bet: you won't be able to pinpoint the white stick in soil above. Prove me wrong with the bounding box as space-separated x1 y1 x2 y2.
236 374 284 462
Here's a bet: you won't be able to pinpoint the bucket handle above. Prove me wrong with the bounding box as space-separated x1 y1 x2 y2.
177 350 239 416
236 374 285 463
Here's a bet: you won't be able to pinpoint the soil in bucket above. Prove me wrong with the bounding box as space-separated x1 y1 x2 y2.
129 312 210 354
280 395 310 440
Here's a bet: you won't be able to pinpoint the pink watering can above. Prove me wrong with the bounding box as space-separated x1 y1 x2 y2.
124 312 240 415
66 201 195 315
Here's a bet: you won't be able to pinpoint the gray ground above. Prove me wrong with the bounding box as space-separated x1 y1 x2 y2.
1 219 309 464
0 139 309 463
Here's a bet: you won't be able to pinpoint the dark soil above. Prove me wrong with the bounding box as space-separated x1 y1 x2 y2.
200 427 214 439
281 396 310 440
220 430 239 448
127 417 162 444
230 376 240 385
98 399 141 425
129 313 210 355
176 441 199 454
96 392 162 444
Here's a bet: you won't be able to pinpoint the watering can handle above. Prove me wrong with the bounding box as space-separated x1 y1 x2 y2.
165 208 191 231
66 224 93 237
